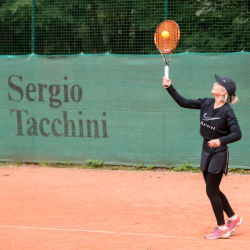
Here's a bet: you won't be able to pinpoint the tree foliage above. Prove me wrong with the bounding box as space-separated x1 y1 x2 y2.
0 0 249 55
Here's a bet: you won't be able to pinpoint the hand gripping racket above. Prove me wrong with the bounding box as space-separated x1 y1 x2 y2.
154 20 180 85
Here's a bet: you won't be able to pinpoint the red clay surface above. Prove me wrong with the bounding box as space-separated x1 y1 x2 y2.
0 166 249 250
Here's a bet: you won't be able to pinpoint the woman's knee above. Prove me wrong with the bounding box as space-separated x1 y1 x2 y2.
206 185 219 199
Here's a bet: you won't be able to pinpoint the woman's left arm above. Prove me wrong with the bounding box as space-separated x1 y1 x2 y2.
219 109 242 145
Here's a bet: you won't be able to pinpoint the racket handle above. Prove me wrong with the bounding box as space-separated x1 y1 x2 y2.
165 65 169 79
164 65 169 85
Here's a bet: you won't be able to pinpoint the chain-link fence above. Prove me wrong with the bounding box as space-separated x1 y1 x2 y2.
0 0 249 55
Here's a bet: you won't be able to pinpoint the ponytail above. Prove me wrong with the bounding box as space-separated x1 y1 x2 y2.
222 86 239 104
230 94 239 104
222 93 239 104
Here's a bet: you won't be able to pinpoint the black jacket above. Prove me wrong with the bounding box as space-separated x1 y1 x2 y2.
167 85 242 153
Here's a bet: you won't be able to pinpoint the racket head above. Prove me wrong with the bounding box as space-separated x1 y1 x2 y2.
154 20 180 54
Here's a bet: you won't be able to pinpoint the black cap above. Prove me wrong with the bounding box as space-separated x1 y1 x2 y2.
214 74 236 96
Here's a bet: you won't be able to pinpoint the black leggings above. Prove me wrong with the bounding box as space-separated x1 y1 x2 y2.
203 171 235 226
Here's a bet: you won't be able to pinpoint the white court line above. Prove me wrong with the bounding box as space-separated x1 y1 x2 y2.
0 225 249 243
0 225 194 240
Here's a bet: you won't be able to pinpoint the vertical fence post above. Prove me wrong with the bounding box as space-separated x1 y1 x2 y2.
164 0 168 20
31 0 36 53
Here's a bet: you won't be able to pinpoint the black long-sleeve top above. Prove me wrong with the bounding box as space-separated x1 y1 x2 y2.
167 85 242 153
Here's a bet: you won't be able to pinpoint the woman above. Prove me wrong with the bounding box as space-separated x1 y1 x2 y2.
162 74 243 239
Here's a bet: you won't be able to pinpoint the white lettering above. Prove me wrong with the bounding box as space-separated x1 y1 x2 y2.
200 121 216 130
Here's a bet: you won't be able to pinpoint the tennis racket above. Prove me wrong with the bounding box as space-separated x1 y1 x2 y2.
154 20 180 85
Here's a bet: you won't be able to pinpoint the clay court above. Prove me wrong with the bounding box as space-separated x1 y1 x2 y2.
0 166 249 250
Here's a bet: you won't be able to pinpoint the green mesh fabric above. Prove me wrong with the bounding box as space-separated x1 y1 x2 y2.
1 52 249 168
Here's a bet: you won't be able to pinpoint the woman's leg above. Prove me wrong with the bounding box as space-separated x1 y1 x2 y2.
218 190 235 218
203 171 235 223
203 171 230 226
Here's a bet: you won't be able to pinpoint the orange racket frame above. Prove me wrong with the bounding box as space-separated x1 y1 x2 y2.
154 20 180 80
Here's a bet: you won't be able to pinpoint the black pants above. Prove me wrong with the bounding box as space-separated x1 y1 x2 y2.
203 171 235 226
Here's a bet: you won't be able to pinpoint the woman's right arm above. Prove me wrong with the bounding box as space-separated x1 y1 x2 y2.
162 77 201 109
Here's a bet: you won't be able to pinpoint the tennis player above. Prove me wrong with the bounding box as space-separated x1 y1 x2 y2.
163 74 243 239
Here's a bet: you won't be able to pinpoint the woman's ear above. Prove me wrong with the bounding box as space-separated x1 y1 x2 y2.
221 88 227 96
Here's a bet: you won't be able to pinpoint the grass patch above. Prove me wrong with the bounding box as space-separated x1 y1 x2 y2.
86 160 104 169
168 162 201 173
228 167 249 174
0 161 249 174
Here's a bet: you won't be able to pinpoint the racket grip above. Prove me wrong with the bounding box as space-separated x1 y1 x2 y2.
164 65 169 85
164 65 169 79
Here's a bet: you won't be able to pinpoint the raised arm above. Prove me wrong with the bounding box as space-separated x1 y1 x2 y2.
162 78 201 109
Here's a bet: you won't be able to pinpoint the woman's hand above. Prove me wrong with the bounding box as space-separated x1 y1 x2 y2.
208 139 221 148
162 77 171 88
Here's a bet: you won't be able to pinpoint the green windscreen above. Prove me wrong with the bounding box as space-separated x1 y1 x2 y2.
0 1 249 168
0 52 249 168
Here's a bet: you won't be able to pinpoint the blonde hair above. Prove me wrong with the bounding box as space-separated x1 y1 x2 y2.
222 88 239 104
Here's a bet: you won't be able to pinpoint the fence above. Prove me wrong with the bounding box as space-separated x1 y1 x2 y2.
0 0 249 55
0 52 249 167
0 1 249 167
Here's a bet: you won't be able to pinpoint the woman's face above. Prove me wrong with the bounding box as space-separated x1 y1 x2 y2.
211 82 225 96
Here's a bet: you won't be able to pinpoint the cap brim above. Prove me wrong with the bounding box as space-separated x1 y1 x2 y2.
214 74 222 84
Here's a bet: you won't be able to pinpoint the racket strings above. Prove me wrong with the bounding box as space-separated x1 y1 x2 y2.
154 21 180 54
